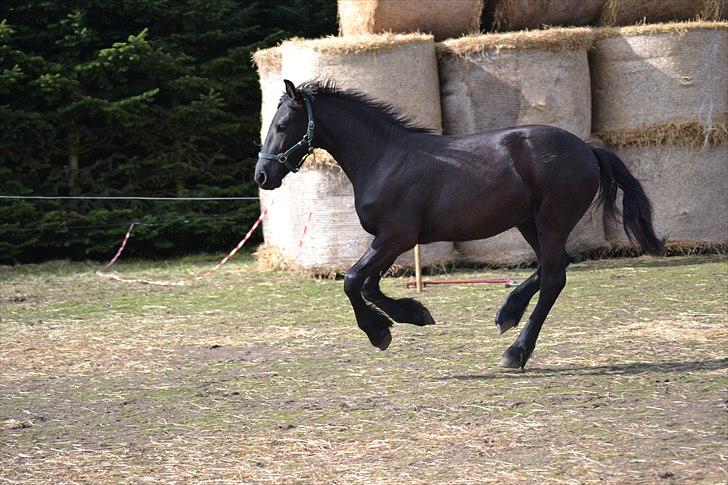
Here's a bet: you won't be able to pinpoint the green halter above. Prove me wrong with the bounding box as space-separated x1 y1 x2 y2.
257 94 315 173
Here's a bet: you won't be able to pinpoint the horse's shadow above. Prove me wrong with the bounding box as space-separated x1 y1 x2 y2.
438 357 728 381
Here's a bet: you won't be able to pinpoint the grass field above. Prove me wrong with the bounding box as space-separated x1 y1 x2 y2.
1 254 726 483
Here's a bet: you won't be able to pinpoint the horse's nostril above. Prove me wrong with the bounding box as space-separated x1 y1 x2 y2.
255 172 267 186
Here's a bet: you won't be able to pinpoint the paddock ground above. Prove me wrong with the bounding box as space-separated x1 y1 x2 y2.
1 254 726 483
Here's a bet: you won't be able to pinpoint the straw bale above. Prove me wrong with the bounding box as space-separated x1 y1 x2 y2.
252 46 283 141
489 0 603 32
456 204 607 266
591 24 727 139
599 0 724 26
438 28 593 138
597 121 728 149
258 179 297 254
604 145 728 245
337 0 483 41
437 27 595 54
438 27 599 264
281 34 441 131
254 35 453 274
252 45 297 253
594 20 728 38
301 148 340 170
255 34 454 274
699 0 728 20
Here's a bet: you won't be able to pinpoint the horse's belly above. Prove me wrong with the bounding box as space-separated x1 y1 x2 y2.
421 187 532 243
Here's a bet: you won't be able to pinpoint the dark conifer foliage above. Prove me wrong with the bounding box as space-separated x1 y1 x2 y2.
0 0 336 262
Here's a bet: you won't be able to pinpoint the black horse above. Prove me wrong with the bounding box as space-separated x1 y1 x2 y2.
255 80 664 369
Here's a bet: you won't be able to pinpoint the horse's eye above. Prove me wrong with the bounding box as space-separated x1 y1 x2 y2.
276 124 287 132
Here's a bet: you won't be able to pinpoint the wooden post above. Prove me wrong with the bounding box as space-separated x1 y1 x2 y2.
414 244 422 292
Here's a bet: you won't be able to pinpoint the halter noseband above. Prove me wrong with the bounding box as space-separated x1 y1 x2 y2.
257 94 315 173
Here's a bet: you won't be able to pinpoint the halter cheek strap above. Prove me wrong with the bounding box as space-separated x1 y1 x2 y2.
257 94 315 173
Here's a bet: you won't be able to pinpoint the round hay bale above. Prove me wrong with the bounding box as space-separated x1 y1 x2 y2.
258 178 296 255
252 46 283 140
488 0 603 32
604 145 728 246
258 33 454 274
272 167 454 276
437 27 594 139
599 0 724 26
455 204 607 266
591 22 728 146
438 27 603 265
281 33 442 130
337 0 483 41
252 46 295 252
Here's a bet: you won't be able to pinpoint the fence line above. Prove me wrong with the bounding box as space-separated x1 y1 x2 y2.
2 213 257 232
1 195 259 201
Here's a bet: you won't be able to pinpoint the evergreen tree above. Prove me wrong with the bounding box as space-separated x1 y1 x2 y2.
0 0 337 263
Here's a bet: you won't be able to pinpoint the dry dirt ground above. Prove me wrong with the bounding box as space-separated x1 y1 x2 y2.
1 254 726 484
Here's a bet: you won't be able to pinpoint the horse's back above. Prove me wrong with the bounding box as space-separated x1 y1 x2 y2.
410 125 600 242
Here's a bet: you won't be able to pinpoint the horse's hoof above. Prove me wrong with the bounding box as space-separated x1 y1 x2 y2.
499 354 525 370
495 313 519 335
393 298 435 326
495 304 524 335
419 307 436 326
495 320 517 335
499 343 529 370
376 330 392 351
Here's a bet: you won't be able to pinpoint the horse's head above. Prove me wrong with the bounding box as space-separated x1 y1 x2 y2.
255 80 314 190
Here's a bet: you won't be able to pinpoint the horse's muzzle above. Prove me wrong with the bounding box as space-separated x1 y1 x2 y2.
254 171 267 187
254 168 282 190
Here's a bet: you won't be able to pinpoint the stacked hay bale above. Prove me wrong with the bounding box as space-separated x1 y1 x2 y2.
486 0 603 31
438 27 607 265
591 21 728 250
483 0 724 32
256 33 454 275
598 0 725 26
337 0 483 41
254 3 727 275
252 47 297 258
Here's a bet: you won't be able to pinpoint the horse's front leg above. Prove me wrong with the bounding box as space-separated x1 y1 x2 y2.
362 262 435 326
344 237 408 350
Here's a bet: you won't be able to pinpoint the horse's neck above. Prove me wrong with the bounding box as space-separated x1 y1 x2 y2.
314 96 405 186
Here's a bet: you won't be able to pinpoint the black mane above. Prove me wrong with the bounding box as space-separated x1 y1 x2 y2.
294 80 434 134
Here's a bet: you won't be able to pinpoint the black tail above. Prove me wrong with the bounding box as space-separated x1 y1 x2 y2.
592 146 665 256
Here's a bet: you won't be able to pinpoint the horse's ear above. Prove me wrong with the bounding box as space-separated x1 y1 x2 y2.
284 79 300 100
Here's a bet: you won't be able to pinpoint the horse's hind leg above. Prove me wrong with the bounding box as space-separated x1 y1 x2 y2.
495 222 541 334
362 260 435 326
501 215 571 369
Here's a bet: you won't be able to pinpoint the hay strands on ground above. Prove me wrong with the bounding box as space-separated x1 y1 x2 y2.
406 277 518 289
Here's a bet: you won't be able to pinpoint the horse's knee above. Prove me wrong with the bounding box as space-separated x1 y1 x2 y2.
343 270 364 298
